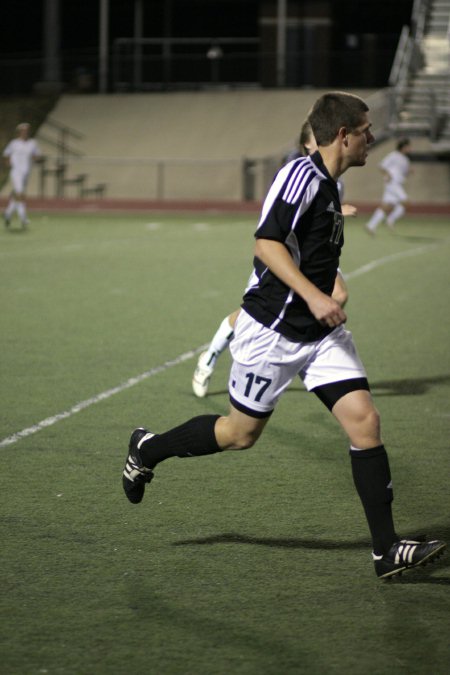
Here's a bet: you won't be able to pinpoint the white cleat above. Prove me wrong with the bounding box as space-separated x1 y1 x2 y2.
192 351 215 398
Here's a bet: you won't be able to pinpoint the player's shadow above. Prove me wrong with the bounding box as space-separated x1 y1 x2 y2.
173 532 371 550
369 373 450 397
4 228 28 235
173 527 450 583
206 373 450 399
391 232 444 244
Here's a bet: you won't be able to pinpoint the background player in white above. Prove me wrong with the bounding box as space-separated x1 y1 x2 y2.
365 137 412 234
3 122 42 229
192 120 353 398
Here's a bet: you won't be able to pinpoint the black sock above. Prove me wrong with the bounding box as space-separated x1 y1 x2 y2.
139 414 222 469
350 445 398 556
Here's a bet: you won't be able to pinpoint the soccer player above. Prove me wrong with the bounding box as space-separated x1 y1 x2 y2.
192 120 353 398
3 122 42 229
123 92 446 579
365 137 412 234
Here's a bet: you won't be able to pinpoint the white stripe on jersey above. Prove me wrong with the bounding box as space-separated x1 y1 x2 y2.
269 229 299 331
283 156 327 203
250 155 329 332
256 156 327 234
283 160 318 204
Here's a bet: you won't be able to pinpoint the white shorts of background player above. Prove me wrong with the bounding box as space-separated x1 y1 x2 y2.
382 181 407 206
10 169 31 195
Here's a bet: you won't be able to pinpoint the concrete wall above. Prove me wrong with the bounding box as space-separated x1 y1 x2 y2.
8 90 449 203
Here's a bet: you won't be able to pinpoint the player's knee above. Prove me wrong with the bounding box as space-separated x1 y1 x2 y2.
359 406 380 436
231 429 259 450
226 425 262 450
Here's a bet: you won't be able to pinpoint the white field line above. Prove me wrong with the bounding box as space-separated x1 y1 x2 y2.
345 239 450 280
1 238 449 448
0 344 208 448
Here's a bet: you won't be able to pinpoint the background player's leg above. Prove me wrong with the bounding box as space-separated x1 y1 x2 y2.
192 310 240 397
386 203 405 227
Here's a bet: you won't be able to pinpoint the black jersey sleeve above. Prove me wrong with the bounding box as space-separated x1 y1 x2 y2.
254 156 323 244
256 197 299 242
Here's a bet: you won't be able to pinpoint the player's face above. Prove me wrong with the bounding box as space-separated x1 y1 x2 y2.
18 127 30 140
347 113 374 166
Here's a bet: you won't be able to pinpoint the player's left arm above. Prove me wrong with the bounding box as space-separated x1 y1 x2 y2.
332 270 349 308
32 144 44 164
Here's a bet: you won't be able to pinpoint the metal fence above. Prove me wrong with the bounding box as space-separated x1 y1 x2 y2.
0 44 397 95
28 154 283 202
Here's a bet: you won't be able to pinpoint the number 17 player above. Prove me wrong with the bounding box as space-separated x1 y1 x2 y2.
122 92 445 579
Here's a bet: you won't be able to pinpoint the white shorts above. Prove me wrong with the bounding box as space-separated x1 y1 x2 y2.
10 169 30 194
228 310 367 416
382 181 407 206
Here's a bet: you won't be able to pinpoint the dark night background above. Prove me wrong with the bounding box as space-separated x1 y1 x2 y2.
0 0 414 92
0 1 414 52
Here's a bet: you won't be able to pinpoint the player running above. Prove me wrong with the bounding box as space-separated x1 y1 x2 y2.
365 137 412 234
123 92 445 579
3 122 42 229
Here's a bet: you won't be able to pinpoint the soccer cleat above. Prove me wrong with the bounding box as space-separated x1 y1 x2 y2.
122 427 155 504
192 351 215 398
373 539 446 579
3 213 10 228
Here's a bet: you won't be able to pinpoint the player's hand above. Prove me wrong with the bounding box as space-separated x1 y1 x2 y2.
342 203 357 217
308 292 347 328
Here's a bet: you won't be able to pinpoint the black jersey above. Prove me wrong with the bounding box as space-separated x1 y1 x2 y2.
242 151 344 343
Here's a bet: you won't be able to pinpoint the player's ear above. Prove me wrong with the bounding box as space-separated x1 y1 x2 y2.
339 127 349 147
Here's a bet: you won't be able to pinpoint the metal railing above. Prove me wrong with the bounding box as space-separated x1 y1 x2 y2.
389 0 428 89
112 37 260 91
26 154 283 202
387 0 450 148
34 118 111 198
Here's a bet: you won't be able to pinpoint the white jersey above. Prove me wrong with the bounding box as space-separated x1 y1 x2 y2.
3 138 41 174
380 150 410 185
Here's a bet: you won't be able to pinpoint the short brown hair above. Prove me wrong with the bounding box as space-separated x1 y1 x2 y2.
397 137 410 151
309 92 369 146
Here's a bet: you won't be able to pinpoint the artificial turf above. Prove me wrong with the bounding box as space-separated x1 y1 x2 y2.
1 212 449 674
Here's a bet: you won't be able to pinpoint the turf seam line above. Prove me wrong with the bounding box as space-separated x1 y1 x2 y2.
1 238 449 448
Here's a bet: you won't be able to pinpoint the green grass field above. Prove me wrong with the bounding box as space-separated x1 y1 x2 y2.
1 211 449 675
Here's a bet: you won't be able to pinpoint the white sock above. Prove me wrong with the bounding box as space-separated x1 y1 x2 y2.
16 202 27 222
366 208 385 232
5 199 17 218
205 316 235 367
386 204 405 226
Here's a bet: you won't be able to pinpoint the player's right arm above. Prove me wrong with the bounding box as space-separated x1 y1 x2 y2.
3 144 12 168
254 238 346 328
